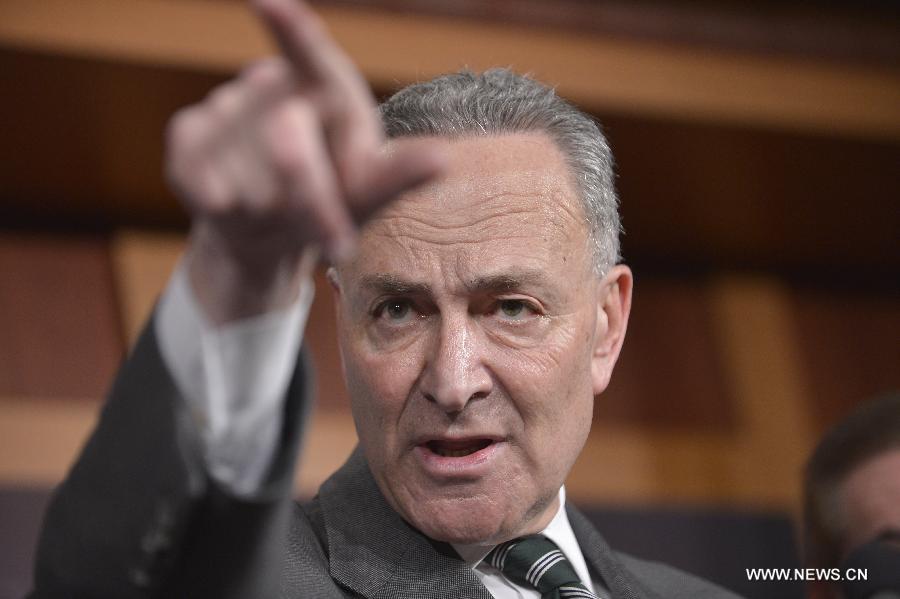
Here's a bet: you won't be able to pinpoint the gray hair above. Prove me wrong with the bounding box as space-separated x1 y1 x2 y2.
379 68 621 275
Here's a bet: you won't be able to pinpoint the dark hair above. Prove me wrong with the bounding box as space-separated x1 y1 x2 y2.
803 393 900 568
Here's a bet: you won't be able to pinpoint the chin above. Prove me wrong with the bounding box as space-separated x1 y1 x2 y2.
417 514 504 545
405 494 510 545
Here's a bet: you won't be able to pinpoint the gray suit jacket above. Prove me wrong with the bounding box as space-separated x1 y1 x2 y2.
282 447 740 599
31 316 741 599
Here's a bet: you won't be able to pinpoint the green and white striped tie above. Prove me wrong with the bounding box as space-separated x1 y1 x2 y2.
487 535 598 599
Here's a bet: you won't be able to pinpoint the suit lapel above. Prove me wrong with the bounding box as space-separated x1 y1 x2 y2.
319 448 492 599
566 504 662 599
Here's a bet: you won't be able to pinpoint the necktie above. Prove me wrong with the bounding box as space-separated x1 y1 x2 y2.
487 535 598 599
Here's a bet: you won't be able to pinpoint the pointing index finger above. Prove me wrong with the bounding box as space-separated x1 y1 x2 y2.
252 0 333 86
252 0 383 191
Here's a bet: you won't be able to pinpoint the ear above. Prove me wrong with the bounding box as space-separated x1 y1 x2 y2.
326 266 341 293
327 266 348 334
591 264 633 396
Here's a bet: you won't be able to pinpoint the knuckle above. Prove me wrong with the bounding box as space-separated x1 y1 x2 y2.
264 101 317 170
241 56 290 87
277 98 316 128
165 106 204 150
164 107 215 193
206 83 244 119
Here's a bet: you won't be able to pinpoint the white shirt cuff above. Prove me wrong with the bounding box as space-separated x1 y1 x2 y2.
155 259 314 497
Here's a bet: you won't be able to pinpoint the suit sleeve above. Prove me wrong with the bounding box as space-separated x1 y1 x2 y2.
29 312 314 599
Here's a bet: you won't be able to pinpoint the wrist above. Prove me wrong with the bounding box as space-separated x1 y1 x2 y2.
187 220 317 325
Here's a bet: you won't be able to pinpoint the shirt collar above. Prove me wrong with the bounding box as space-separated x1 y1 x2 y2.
451 485 592 586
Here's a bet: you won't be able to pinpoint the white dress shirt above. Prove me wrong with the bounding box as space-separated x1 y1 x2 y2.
154 262 603 597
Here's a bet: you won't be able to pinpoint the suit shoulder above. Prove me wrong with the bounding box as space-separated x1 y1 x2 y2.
615 551 745 599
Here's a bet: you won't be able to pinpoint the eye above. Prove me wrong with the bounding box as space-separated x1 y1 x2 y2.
495 299 535 321
374 298 416 324
385 301 410 320
500 299 524 317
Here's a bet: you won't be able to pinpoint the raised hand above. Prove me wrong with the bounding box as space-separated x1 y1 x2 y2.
165 0 445 323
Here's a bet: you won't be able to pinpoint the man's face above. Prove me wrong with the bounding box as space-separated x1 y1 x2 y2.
333 133 631 544
810 448 900 599
839 448 900 554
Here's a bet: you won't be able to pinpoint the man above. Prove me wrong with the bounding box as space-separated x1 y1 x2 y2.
804 394 900 599
31 0 740 597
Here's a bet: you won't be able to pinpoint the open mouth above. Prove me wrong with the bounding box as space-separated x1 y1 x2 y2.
424 438 494 458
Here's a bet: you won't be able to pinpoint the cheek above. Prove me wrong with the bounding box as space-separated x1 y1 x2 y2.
497 320 593 412
492 321 595 464
340 333 424 446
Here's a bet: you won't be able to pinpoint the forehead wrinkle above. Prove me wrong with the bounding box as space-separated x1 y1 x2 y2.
370 203 547 233
368 232 541 251
366 205 575 250
375 167 581 223
402 166 570 206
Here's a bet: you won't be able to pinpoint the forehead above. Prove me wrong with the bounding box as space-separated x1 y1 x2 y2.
350 133 589 282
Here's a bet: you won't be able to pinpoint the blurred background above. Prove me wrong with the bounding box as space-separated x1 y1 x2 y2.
0 1 898 597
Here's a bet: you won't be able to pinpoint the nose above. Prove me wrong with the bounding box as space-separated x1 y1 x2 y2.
418 314 492 413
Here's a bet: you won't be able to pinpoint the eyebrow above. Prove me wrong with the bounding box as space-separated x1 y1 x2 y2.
360 274 431 296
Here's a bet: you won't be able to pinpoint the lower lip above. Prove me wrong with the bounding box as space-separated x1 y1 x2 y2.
414 441 504 478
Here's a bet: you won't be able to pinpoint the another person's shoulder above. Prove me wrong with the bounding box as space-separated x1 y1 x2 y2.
615 551 745 599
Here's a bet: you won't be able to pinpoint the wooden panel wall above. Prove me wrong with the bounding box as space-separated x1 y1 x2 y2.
3 0 899 139
0 234 122 398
